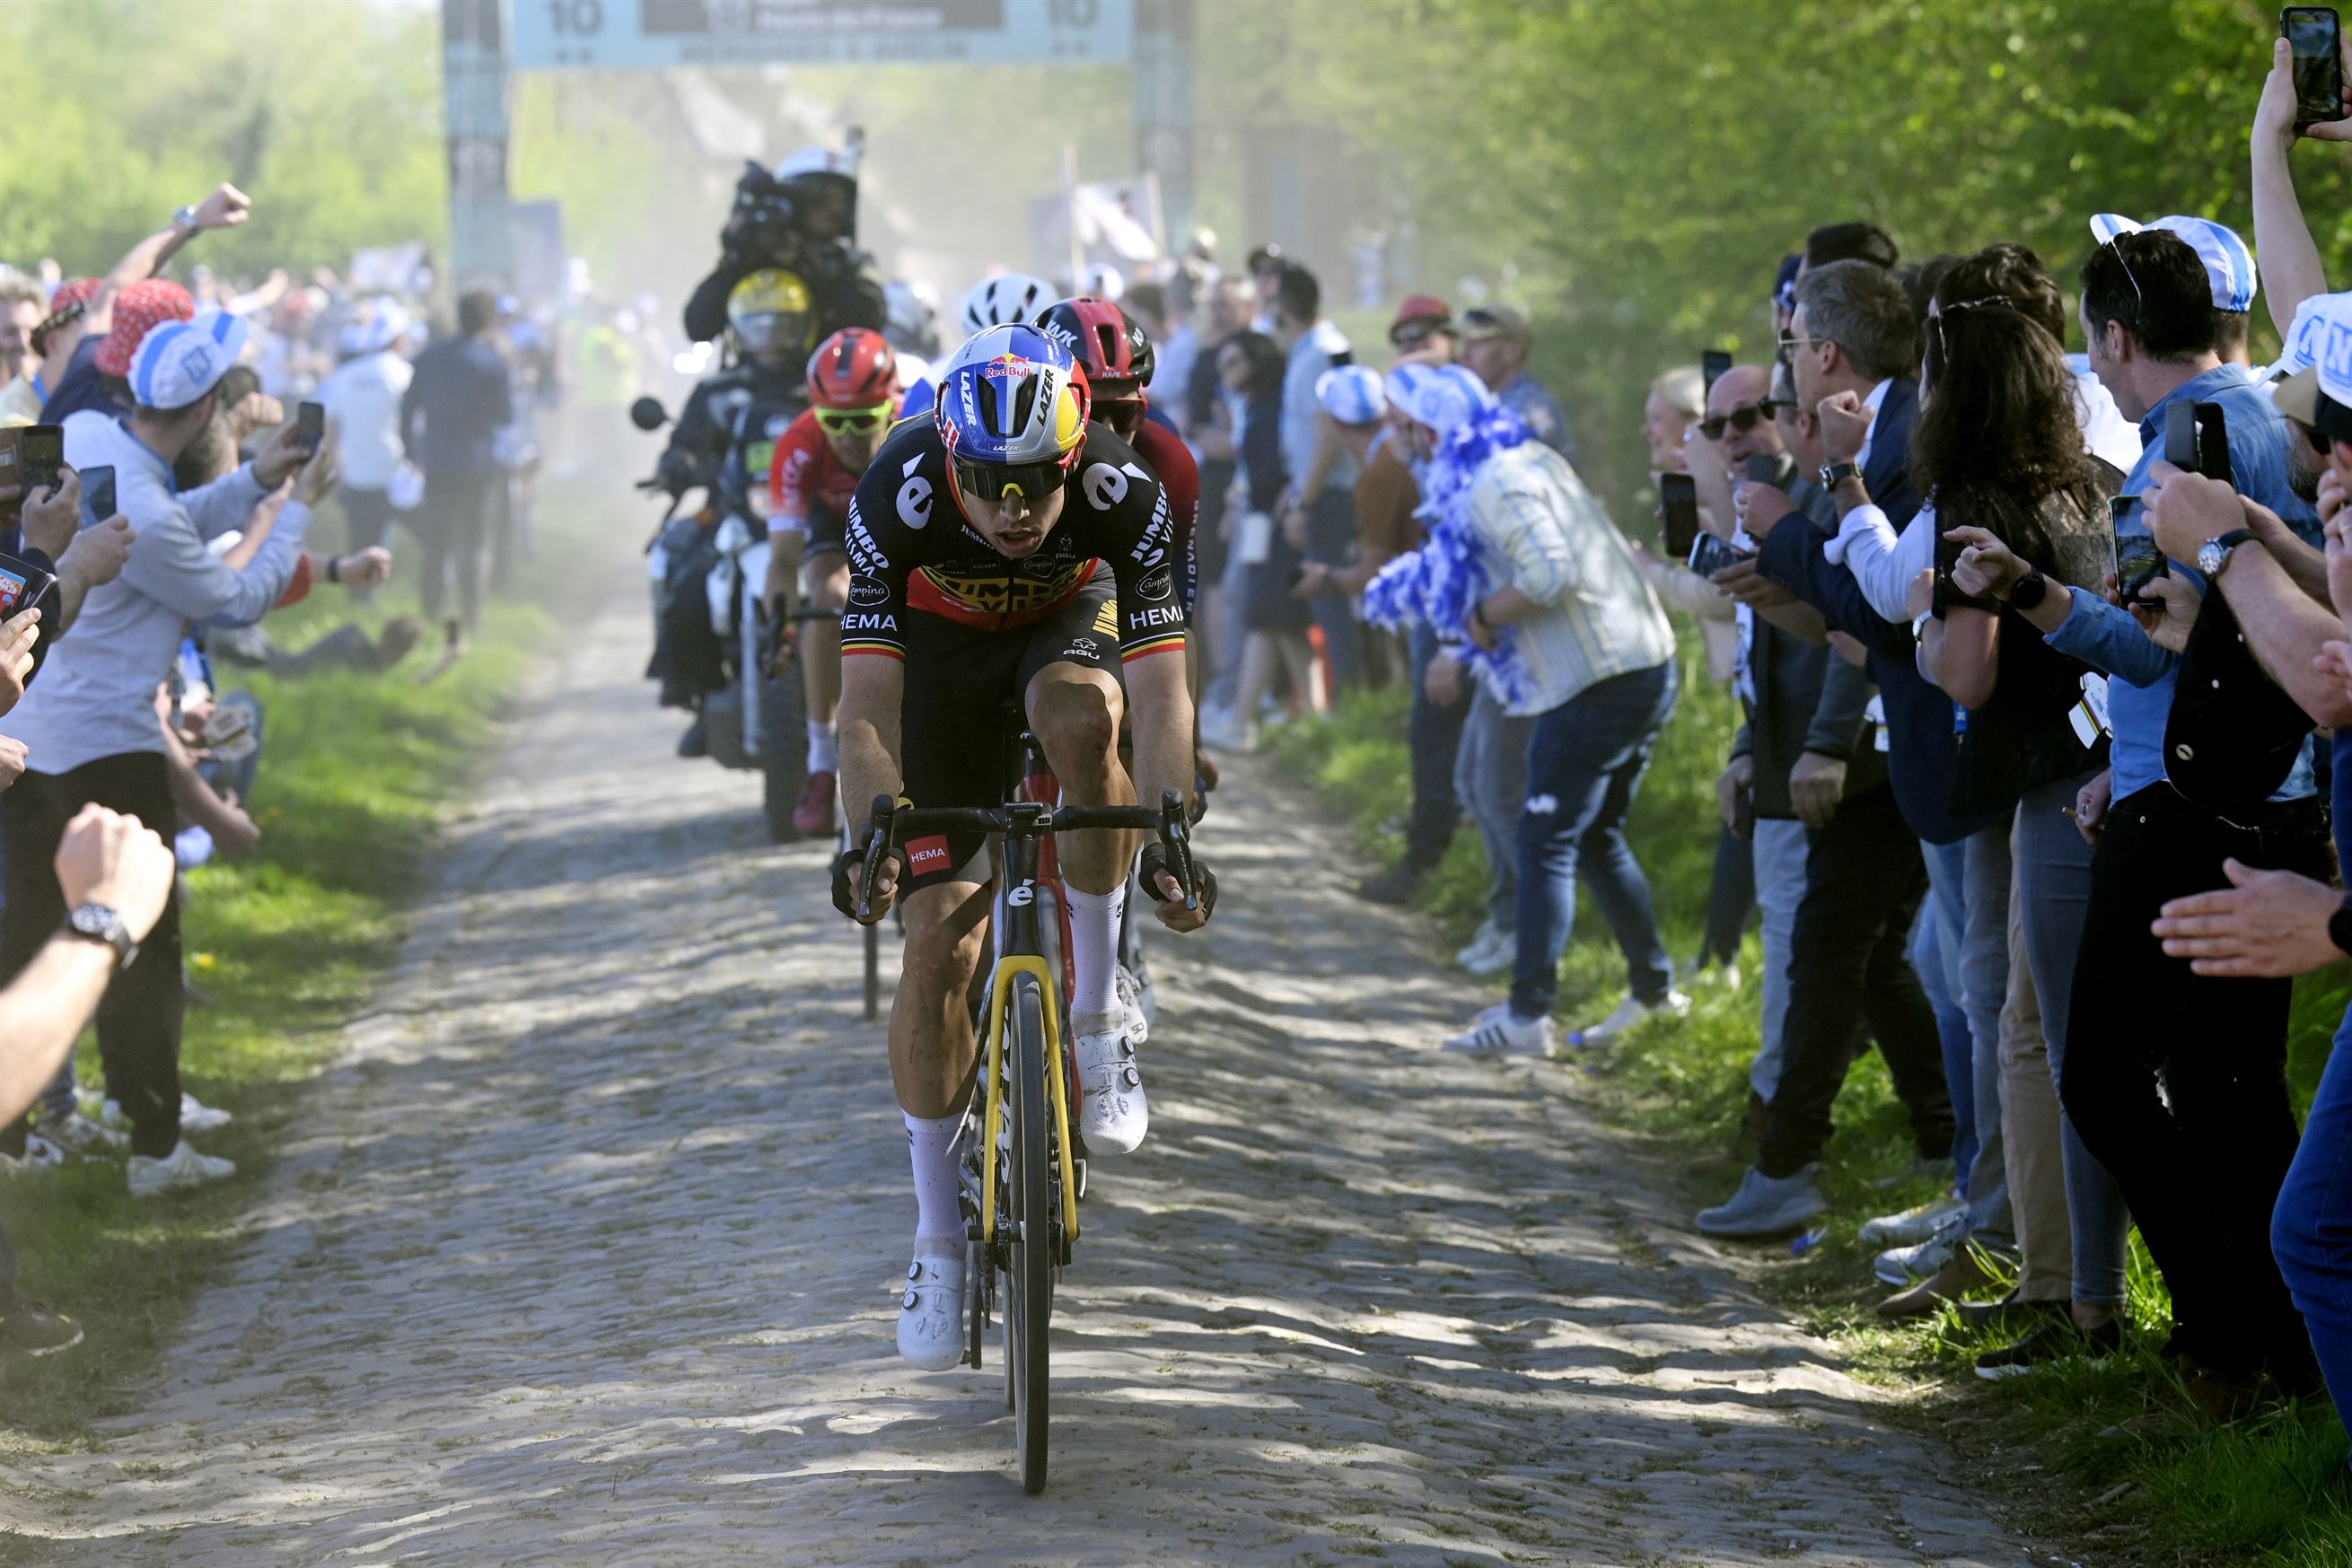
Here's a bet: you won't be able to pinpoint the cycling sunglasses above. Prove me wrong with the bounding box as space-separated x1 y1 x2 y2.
953 456 1071 502
1698 403 1772 441
815 402 894 434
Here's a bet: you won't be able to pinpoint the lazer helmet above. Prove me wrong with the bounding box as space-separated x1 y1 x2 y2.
958 271 1051 337
1038 296 1145 437
725 268 812 357
935 323 1091 503
806 328 898 410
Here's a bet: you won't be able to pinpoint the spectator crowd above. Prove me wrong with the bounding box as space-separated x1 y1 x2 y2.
0 181 575 1356
1144 34 2352 1452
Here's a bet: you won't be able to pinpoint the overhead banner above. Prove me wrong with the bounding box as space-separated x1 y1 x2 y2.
513 0 1133 70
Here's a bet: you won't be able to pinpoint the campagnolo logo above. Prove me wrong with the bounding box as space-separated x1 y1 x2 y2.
1137 565 1173 601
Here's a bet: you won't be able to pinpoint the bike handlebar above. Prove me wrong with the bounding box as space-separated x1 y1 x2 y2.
856 790 1197 920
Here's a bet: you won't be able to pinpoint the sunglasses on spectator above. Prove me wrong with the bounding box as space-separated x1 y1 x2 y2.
816 403 894 434
2097 236 2146 324
1776 331 1830 355
953 457 1069 502
1390 320 1450 348
1699 403 1773 441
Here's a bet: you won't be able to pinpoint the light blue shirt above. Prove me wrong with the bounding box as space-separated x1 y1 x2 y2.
1497 372 1575 462
1280 320 1356 499
2043 362 2321 802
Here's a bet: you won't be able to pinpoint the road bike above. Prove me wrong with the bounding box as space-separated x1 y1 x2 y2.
855 731 1197 1493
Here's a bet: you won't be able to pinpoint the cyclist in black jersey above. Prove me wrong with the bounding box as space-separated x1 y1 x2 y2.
829 323 1216 1371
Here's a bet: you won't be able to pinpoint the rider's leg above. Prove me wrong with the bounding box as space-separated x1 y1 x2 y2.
891 876 991 1234
801 550 848 771
1027 663 1136 1020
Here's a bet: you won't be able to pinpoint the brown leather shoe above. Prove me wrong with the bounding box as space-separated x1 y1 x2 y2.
1875 1242 2004 1319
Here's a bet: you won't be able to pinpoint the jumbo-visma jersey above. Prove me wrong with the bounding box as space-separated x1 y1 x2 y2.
839 418 1188 663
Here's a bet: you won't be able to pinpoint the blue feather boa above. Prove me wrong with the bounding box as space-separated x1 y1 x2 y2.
1362 404 1535 705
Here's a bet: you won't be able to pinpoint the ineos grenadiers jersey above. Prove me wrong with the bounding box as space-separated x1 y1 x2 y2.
841 418 1188 663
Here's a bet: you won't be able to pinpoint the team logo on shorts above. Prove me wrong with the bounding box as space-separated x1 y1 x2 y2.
848 574 889 607
1137 565 1174 602
906 835 952 875
1061 636 1101 659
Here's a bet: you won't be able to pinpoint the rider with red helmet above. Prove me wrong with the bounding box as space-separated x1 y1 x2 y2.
1036 297 1199 618
764 326 900 834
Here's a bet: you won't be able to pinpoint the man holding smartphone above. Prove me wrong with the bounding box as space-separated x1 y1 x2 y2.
0 310 334 1200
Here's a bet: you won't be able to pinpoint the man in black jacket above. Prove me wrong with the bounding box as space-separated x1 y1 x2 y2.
681 157 884 348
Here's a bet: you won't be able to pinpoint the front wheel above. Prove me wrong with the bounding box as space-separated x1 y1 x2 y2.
1005 972 1054 1493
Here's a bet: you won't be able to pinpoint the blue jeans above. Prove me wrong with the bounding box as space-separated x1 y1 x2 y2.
1911 892 1977 1178
1508 661 1678 1020
1455 685 1533 932
2277 1009 2352 1450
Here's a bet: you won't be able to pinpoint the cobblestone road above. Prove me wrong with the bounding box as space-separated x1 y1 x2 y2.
1 580 2063 1567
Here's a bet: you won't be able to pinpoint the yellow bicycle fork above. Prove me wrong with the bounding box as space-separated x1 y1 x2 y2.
978 954 1080 1247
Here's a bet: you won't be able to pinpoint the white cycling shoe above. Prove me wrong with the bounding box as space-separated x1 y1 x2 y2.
897 1244 967 1371
1072 1004 1149 1155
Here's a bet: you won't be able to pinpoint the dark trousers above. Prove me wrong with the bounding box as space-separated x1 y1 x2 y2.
1508 661 1678 1019
2059 784 2319 1378
1757 784 1953 1178
1698 823 1755 968
2275 1003 2352 1439
411 469 499 632
1403 624 1468 872
1303 488 1361 695
0 755 184 1160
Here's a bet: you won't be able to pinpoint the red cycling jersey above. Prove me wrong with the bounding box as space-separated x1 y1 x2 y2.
765 407 862 531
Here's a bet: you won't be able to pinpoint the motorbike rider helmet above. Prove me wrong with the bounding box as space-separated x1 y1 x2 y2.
934 323 1090 502
726 268 813 358
958 271 1051 338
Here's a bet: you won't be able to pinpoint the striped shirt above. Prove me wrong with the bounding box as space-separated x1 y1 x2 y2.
1467 443 1674 717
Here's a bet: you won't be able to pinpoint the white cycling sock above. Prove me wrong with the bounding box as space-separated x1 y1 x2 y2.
806 719 838 775
1064 881 1126 1021
906 1110 963 1244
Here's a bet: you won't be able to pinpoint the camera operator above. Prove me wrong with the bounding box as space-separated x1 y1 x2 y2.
1961 227 2323 1415
680 149 884 349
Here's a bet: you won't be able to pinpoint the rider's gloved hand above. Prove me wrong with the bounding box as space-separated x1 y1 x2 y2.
831 796 911 923
829 845 872 920
1138 841 1217 927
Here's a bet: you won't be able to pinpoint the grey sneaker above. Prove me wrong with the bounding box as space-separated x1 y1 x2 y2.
1873 1207 1970 1286
1695 1164 1827 1239
1857 1188 1968 1248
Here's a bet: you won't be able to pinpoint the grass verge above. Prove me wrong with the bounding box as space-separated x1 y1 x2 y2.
0 485 614 1451
1268 637 2352 1568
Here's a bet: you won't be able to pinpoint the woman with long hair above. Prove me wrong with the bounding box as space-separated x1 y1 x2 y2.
1916 243 2128 1374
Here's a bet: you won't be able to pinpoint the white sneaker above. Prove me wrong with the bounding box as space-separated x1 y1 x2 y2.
1564 990 1692 1049
0 1139 63 1178
1072 1010 1149 1155
127 1141 237 1198
1857 1189 1970 1248
1453 922 1517 977
1441 1003 1556 1056
41 1110 126 1155
1197 708 1257 754
897 1247 967 1371
180 1093 232 1133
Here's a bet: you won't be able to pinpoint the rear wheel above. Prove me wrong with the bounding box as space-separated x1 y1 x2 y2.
1005 973 1054 1493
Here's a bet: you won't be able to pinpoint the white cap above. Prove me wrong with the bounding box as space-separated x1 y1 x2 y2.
1316 364 1386 425
1389 363 1494 434
2088 213 2258 312
2260 290 2352 381
127 308 250 411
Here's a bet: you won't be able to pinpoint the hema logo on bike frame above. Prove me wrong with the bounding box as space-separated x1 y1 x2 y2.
906 835 952 875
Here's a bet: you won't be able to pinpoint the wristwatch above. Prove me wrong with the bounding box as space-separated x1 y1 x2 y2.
2330 896 2352 959
2196 527 2257 580
2010 569 2049 609
171 204 199 232
61 903 139 970
1819 461 1865 489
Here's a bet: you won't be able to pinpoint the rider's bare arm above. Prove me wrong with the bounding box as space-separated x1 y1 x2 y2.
837 651 907 909
1120 647 1207 929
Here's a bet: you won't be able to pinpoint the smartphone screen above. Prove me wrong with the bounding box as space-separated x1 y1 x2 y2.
0 553 55 617
2113 495 2169 601
2286 7 2344 126
79 464 115 528
1688 533 1751 577
1660 472 1701 557
18 425 63 496
297 400 326 450
1701 351 1733 398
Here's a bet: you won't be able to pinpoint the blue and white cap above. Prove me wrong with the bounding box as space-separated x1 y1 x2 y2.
1388 363 1494 436
127 307 249 412
2260 290 2350 382
2267 293 2352 438
1315 364 1386 425
2088 213 2258 313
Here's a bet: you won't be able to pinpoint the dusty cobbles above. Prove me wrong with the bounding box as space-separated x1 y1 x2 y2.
0 585 2057 1567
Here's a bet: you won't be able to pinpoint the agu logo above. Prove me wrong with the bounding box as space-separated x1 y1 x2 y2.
906 835 952 875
